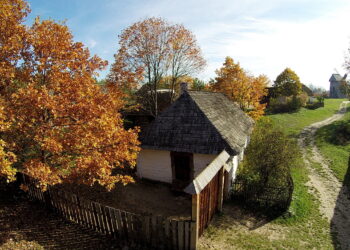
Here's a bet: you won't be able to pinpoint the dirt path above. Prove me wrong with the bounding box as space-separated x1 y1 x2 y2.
298 101 350 249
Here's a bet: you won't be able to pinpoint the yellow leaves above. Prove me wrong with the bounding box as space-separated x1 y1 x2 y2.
0 0 140 191
212 56 268 120
40 137 63 154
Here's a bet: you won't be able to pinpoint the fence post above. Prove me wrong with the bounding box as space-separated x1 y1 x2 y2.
190 194 200 250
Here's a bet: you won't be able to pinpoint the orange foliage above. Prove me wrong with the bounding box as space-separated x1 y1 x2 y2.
0 0 140 190
0 0 30 93
212 57 268 120
108 17 206 116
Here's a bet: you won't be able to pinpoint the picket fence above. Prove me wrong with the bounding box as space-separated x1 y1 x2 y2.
23 175 195 250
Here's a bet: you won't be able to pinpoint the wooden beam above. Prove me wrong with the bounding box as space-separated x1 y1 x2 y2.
190 194 200 250
217 167 225 212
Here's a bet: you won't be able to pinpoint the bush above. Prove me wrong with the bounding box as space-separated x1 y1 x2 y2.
305 96 325 110
268 95 303 113
238 118 299 188
305 102 324 110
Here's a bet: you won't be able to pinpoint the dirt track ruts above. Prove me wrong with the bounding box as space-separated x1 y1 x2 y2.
298 101 350 250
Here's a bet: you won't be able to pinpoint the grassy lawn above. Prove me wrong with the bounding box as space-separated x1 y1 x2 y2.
199 99 345 249
269 98 346 222
269 99 346 137
315 107 350 189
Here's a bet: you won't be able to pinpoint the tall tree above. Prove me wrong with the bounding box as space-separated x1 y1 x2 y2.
0 0 140 190
0 0 30 94
274 68 302 97
211 57 268 120
108 17 206 116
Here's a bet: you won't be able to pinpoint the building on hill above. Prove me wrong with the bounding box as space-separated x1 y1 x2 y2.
329 73 347 98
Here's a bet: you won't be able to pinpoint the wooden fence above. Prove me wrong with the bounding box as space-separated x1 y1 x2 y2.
23 175 195 250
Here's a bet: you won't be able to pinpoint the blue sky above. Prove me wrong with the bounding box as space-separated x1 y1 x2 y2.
26 0 350 89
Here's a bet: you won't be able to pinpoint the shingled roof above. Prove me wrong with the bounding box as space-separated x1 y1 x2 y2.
330 74 346 82
140 90 254 155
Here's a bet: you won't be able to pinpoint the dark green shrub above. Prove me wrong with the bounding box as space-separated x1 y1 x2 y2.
238 118 299 188
268 95 303 113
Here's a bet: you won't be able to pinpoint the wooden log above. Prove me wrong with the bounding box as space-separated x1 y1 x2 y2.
156 216 165 249
133 215 142 244
75 195 82 225
104 207 113 235
99 204 107 234
185 221 190 250
178 221 184 250
79 198 88 227
151 216 157 247
92 202 101 232
144 216 151 245
121 211 128 241
64 192 73 221
164 219 171 249
217 167 225 212
171 220 177 250
190 194 200 250
116 209 123 239
109 208 118 238
87 200 96 230
127 213 134 241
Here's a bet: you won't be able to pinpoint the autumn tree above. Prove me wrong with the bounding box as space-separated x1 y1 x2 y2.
274 68 302 97
0 0 140 190
0 0 29 181
211 57 268 120
0 0 30 95
108 17 206 116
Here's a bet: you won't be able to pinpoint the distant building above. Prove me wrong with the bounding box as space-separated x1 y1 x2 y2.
329 73 347 98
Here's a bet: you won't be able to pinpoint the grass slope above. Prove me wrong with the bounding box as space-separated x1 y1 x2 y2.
200 99 345 249
315 107 350 189
269 99 346 137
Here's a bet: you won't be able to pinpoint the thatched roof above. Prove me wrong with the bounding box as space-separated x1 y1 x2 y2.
140 90 254 155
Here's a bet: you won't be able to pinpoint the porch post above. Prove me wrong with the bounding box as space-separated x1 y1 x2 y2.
217 167 225 212
190 193 200 250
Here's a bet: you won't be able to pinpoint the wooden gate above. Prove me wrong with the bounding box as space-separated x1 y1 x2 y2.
198 171 220 236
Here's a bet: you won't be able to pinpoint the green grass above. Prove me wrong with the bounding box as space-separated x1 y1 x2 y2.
269 99 346 137
267 99 346 223
199 99 345 249
315 107 350 189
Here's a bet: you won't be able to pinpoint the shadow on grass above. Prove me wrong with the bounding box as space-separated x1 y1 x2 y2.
330 155 350 249
316 118 350 146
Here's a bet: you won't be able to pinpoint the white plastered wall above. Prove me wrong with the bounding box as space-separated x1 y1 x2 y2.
136 149 172 183
136 149 217 183
193 153 217 177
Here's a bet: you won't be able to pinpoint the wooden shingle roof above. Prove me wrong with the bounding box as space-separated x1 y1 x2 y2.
140 90 254 155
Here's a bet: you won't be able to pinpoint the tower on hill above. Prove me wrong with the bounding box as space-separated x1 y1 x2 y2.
329 73 347 98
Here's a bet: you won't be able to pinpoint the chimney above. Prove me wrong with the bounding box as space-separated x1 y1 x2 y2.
343 74 348 80
180 82 188 95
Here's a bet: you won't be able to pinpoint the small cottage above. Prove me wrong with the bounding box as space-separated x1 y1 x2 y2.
136 83 254 197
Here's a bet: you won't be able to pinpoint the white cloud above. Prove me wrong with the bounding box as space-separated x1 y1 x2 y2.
42 0 350 88
194 2 350 89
